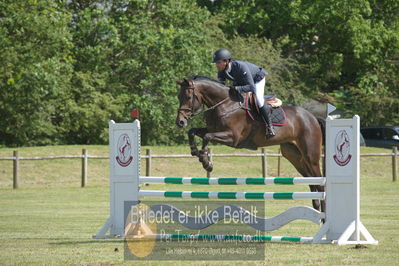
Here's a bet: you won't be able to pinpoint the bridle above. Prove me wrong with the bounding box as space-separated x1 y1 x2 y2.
177 84 198 120
178 81 229 120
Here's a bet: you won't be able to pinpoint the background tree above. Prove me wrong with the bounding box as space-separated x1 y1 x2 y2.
1 0 397 147
198 0 399 125
0 0 73 146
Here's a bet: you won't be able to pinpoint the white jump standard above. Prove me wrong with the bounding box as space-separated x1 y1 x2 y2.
94 116 378 245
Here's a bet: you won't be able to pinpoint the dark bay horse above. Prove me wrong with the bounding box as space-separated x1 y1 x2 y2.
175 76 325 212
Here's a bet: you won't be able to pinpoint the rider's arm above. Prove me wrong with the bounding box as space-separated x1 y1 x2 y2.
235 63 256 93
217 71 226 84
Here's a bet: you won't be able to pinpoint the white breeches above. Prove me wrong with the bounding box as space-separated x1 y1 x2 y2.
255 77 266 108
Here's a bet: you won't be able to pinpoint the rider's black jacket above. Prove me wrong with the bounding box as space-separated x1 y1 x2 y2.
217 60 267 93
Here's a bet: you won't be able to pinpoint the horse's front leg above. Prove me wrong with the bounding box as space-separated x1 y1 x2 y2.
199 130 236 172
188 128 208 157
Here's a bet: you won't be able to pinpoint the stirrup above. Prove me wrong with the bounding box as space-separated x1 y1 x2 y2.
266 125 276 137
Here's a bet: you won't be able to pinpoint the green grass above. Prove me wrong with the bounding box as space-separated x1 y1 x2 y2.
0 145 398 265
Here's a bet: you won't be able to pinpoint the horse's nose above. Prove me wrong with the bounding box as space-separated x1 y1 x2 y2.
176 118 187 128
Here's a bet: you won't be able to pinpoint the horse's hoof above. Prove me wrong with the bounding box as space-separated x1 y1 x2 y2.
191 150 199 157
204 162 213 172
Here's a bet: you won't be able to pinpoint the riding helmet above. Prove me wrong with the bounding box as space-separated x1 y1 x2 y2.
213 48 232 63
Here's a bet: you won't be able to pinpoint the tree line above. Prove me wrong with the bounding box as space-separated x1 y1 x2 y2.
1 0 398 146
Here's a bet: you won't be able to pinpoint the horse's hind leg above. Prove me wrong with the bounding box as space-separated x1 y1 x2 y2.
280 142 315 177
295 134 325 214
280 142 324 213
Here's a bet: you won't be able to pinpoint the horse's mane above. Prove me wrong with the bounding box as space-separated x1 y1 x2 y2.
189 75 225 86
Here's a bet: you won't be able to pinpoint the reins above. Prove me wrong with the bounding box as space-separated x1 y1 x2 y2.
178 81 230 120
192 97 230 116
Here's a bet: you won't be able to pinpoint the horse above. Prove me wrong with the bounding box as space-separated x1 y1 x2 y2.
175 76 325 213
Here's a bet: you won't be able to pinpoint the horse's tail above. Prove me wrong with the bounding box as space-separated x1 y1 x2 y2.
317 117 326 146
317 117 326 176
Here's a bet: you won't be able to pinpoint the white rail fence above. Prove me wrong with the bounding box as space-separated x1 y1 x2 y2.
1 146 397 188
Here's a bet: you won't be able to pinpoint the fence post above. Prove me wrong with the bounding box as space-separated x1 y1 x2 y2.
322 147 326 177
13 150 19 189
81 149 88 187
393 146 398 182
146 149 151 177
277 148 281 177
207 148 212 178
261 148 267 177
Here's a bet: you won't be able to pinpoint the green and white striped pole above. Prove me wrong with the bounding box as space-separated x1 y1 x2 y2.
131 233 314 243
139 176 325 185
139 190 325 200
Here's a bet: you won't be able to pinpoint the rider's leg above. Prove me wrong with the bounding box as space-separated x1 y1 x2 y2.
255 78 276 137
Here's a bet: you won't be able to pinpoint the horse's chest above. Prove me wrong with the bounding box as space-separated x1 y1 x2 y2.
204 111 228 131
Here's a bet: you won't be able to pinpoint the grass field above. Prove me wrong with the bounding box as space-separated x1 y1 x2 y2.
0 144 398 265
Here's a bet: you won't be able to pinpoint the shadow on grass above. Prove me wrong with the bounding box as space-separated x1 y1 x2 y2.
48 238 124 245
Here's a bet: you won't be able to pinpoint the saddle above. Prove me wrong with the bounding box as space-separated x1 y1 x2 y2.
229 89 286 126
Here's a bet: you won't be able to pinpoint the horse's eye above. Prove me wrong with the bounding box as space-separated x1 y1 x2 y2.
187 96 192 100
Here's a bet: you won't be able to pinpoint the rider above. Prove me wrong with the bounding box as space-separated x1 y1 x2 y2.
213 48 276 137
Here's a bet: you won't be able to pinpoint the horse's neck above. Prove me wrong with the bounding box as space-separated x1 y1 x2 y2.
199 83 229 107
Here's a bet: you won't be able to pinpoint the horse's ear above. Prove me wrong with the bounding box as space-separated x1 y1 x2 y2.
177 78 191 87
183 78 190 85
187 80 194 87
183 78 194 88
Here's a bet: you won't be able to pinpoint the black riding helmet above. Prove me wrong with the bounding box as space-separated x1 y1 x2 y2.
213 48 231 63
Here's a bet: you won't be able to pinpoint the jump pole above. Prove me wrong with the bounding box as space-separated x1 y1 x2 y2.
94 116 378 245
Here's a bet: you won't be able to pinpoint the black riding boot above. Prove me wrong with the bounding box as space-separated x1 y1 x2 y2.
259 105 276 137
